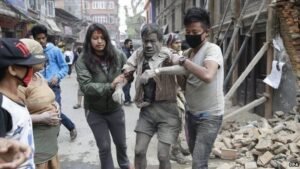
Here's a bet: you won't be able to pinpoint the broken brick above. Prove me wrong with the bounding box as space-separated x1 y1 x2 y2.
221 148 238 160
245 161 258 169
274 145 288 155
273 123 285 133
289 143 300 153
275 111 285 117
257 151 274 166
214 141 226 149
273 153 287 160
270 160 281 168
216 163 235 169
255 137 272 151
212 148 222 157
297 140 300 148
270 142 282 151
251 149 264 157
223 137 233 149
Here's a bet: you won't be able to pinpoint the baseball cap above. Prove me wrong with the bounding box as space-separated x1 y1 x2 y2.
0 38 46 68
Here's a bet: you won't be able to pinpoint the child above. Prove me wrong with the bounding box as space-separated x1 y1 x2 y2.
0 38 46 169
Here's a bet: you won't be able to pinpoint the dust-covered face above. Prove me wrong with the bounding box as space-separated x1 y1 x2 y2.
142 33 162 59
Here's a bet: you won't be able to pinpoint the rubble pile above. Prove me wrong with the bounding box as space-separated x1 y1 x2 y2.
213 109 300 169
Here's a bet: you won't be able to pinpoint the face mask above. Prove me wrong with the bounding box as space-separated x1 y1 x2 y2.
185 33 204 48
129 44 133 49
15 67 34 87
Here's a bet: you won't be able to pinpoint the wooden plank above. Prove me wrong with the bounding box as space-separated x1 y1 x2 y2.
265 0 275 119
224 96 267 120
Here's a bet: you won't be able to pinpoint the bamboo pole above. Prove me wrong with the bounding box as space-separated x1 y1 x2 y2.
224 96 267 120
225 42 270 100
223 0 251 63
224 0 266 88
230 0 240 105
214 0 232 43
208 0 214 42
219 20 233 46
265 1 275 119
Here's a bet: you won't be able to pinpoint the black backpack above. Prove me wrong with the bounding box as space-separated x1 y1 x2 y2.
65 55 70 63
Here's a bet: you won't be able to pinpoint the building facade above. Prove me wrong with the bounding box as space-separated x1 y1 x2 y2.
0 0 60 38
145 0 208 33
83 0 120 43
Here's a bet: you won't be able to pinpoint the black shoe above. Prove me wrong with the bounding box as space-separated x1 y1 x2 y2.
73 104 81 109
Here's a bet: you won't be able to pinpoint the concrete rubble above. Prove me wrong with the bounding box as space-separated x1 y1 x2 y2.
212 108 300 169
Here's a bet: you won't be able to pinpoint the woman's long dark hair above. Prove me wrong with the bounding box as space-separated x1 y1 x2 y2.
83 23 117 73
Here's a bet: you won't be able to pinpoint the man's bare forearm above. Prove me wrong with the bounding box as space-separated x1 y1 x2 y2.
157 65 188 75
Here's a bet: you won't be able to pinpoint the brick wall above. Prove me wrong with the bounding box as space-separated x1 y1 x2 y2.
276 0 300 112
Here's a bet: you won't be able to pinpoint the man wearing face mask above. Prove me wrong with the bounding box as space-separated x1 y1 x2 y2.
140 8 224 169
122 39 134 105
121 24 180 169
0 38 47 169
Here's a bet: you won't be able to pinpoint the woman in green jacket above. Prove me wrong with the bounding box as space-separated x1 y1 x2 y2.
75 23 132 169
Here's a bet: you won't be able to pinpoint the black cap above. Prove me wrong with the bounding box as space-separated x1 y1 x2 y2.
0 38 46 68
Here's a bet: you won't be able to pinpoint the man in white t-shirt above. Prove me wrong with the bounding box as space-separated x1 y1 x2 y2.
140 8 224 169
64 47 74 77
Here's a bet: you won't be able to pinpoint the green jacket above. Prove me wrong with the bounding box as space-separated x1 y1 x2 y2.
75 49 127 114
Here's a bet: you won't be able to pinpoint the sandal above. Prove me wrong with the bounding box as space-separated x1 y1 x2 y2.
73 104 81 109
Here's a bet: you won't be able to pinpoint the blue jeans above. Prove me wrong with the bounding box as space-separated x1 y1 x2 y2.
122 83 131 102
186 111 223 169
51 85 75 131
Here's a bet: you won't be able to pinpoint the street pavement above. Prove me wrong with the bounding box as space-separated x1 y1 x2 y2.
58 74 231 169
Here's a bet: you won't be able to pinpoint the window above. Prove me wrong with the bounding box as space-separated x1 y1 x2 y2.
28 0 37 10
93 15 108 24
92 1 107 9
47 0 55 17
84 1 90 9
108 1 115 9
100 15 107 23
109 15 115 24
93 15 100 23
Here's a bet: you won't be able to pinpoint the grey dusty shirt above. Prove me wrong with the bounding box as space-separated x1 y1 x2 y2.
185 42 224 116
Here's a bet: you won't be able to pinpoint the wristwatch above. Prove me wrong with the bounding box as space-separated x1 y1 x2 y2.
179 57 187 66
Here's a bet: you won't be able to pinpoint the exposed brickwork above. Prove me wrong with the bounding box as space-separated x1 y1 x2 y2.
276 0 300 112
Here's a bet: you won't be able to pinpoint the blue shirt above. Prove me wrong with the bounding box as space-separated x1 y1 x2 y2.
41 43 68 84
